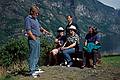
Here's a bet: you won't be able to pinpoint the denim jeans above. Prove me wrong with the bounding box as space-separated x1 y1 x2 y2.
28 38 40 73
62 48 75 65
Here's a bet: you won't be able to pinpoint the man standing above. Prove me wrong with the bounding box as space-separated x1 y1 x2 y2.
66 15 80 37
25 5 50 78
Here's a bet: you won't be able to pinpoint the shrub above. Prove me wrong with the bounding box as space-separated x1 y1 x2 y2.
40 35 55 66
0 34 55 73
0 36 28 68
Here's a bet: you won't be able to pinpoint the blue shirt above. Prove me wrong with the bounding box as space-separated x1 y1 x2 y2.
85 33 100 43
25 15 42 37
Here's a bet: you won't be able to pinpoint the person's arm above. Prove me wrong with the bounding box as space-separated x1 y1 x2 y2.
61 42 76 50
62 41 67 47
95 34 100 44
95 41 99 44
84 40 87 46
66 42 76 49
55 38 61 45
40 27 51 35
55 39 59 43
84 34 88 46
27 31 36 40
74 23 80 36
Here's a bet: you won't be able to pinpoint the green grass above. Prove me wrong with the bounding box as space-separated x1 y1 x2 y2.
0 75 14 80
102 56 120 67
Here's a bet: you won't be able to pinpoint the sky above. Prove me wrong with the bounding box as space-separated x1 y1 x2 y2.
98 0 120 9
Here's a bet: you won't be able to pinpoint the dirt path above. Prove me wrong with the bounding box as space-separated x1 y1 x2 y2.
11 64 120 80
0 56 120 80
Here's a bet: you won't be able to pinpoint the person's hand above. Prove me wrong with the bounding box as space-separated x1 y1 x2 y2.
57 40 62 46
84 41 87 46
47 33 53 37
95 41 99 44
46 32 52 35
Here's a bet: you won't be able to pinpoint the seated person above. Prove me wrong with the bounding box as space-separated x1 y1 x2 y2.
47 27 66 65
82 26 101 69
61 25 80 67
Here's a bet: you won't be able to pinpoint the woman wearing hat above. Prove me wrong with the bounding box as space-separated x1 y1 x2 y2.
47 27 66 66
61 25 80 67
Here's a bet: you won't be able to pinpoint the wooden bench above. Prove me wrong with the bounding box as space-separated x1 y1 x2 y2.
46 49 101 67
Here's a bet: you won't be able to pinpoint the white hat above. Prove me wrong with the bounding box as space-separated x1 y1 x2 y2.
58 27 64 31
69 25 76 30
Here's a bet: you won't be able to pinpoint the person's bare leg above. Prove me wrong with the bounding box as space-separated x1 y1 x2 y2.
52 49 59 65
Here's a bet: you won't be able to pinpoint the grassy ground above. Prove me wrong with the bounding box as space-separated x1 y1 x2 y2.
0 56 120 80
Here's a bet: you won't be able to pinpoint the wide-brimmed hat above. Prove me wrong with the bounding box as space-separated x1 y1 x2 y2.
57 27 64 32
69 25 76 30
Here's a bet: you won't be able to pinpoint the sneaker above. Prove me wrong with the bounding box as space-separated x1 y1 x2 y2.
93 65 96 69
65 61 67 65
34 70 44 74
38 68 42 71
32 72 38 78
47 64 50 67
60 62 65 66
35 69 44 74
67 65 71 67
67 62 73 67
81 65 85 69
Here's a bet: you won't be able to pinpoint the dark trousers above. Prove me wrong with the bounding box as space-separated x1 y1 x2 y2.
82 49 98 66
